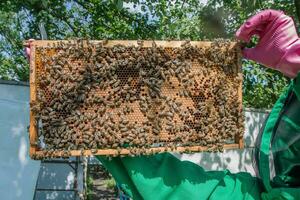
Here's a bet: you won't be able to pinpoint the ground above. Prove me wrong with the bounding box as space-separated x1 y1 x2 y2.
87 164 118 200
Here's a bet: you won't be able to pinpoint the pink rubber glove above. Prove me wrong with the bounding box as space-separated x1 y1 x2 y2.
24 39 34 61
236 9 300 78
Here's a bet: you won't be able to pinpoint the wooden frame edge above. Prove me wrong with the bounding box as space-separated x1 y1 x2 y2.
29 40 237 48
235 42 244 149
29 40 244 159
32 143 240 158
29 43 38 158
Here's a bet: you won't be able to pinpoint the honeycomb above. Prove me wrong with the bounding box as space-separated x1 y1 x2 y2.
29 39 244 159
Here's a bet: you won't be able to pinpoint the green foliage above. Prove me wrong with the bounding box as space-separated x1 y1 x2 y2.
0 7 30 81
0 0 299 108
243 60 290 108
104 178 116 189
86 175 94 200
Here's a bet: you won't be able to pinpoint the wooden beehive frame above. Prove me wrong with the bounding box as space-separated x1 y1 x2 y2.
28 40 243 159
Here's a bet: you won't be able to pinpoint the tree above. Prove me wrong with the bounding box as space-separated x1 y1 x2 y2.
0 0 298 108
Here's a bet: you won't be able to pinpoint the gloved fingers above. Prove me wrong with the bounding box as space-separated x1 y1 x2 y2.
242 47 259 61
25 47 30 60
246 27 265 40
235 9 283 42
24 39 35 61
237 41 247 50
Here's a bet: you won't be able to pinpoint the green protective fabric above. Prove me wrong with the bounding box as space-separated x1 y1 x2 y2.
97 153 262 200
270 76 300 188
258 72 300 199
261 187 300 200
258 82 293 191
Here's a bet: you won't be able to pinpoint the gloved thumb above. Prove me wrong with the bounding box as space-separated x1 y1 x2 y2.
24 39 35 61
242 47 259 61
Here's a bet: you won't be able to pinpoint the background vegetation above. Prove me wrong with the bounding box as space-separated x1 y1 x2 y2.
0 0 299 108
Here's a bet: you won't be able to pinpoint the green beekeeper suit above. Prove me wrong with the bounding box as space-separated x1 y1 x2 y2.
97 9 300 200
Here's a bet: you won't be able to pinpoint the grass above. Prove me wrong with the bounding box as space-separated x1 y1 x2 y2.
103 178 116 190
86 176 94 200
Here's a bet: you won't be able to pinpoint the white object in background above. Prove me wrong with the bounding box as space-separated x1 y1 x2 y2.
0 81 40 200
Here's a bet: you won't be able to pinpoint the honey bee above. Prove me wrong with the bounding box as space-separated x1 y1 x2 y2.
91 149 98 154
137 40 144 47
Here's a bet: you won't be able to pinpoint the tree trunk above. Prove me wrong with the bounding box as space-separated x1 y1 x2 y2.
295 0 300 24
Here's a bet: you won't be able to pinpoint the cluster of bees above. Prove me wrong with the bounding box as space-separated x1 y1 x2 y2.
30 39 243 158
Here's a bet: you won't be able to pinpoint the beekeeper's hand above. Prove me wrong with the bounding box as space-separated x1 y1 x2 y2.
25 39 34 61
236 9 300 78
